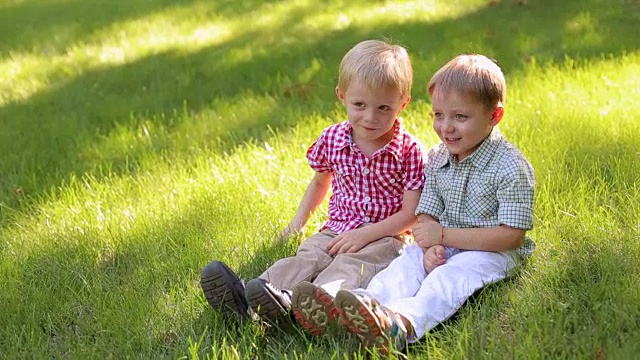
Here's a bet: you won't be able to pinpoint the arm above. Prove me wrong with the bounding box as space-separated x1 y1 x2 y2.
280 171 332 238
413 214 525 251
442 225 524 251
326 189 421 255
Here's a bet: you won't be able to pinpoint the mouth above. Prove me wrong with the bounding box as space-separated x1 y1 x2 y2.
444 137 461 143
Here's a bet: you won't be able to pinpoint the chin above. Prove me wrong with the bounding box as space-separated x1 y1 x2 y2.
443 144 458 153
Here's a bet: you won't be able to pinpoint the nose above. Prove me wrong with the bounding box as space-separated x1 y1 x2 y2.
440 117 454 133
363 108 377 123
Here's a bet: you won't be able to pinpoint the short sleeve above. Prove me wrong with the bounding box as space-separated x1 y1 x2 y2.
306 132 332 173
416 166 443 218
497 156 535 230
402 141 426 191
416 148 444 218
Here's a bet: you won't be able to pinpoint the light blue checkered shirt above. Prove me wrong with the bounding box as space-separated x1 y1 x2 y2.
416 128 536 258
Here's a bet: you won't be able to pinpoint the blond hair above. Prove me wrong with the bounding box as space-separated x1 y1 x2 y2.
427 54 506 109
338 40 413 99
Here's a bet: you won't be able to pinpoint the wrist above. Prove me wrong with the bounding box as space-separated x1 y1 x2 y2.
440 225 445 246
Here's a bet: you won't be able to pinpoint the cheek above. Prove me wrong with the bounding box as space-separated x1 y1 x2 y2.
381 113 396 123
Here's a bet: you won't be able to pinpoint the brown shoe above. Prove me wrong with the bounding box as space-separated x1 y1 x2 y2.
334 289 410 356
291 281 339 335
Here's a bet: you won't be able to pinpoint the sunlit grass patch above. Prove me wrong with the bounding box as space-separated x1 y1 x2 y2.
1 0 639 358
0 2 236 105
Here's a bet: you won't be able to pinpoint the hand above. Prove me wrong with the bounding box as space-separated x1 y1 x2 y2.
276 223 302 242
423 245 446 273
327 228 369 255
413 221 443 249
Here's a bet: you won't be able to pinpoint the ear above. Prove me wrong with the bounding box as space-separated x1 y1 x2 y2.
335 86 345 103
490 105 504 126
399 95 411 112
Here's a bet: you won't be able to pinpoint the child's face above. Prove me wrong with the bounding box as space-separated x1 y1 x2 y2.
337 81 409 149
431 89 500 161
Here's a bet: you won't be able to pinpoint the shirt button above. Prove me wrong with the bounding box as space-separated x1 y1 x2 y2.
390 179 396 183
364 196 371 202
364 217 371 222
362 168 370 175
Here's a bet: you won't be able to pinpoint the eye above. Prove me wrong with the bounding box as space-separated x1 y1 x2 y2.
353 102 366 109
378 105 391 111
433 112 443 119
455 113 468 120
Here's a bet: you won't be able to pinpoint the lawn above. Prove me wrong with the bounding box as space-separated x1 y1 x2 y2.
1 0 639 358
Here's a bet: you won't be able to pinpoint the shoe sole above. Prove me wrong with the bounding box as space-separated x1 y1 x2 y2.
200 261 248 317
291 282 338 335
334 290 389 350
245 279 291 327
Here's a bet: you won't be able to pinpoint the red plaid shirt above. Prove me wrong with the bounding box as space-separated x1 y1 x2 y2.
307 119 426 234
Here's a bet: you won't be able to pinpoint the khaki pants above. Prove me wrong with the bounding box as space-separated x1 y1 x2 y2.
258 229 405 296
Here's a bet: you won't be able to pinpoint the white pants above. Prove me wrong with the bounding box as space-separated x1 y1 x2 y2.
360 243 521 340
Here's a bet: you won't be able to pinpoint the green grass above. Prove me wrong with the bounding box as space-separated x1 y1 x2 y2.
1 0 639 358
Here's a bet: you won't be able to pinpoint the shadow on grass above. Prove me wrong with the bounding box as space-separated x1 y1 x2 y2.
0 192 359 358
1 0 638 215
0 194 260 357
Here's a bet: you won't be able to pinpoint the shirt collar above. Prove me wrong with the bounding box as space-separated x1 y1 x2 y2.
382 119 403 159
435 127 504 169
334 119 404 159
334 121 351 150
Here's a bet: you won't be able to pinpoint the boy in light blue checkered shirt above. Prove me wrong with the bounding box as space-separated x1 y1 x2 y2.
326 54 536 356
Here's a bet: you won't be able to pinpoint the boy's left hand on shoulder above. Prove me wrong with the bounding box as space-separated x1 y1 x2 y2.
327 228 369 255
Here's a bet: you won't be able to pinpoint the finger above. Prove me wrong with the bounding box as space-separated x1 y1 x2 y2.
335 242 349 255
337 245 348 255
347 244 360 254
425 262 436 273
327 241 338 256
341 241 357 254
329 238 348 255
326 238 339 252
429 257 442 266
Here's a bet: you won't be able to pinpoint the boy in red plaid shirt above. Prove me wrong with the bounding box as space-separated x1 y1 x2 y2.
200 40 426 331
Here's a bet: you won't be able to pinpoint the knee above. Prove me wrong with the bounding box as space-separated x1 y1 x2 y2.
427 262 474 287
427 264 448 279
331 253 362 265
